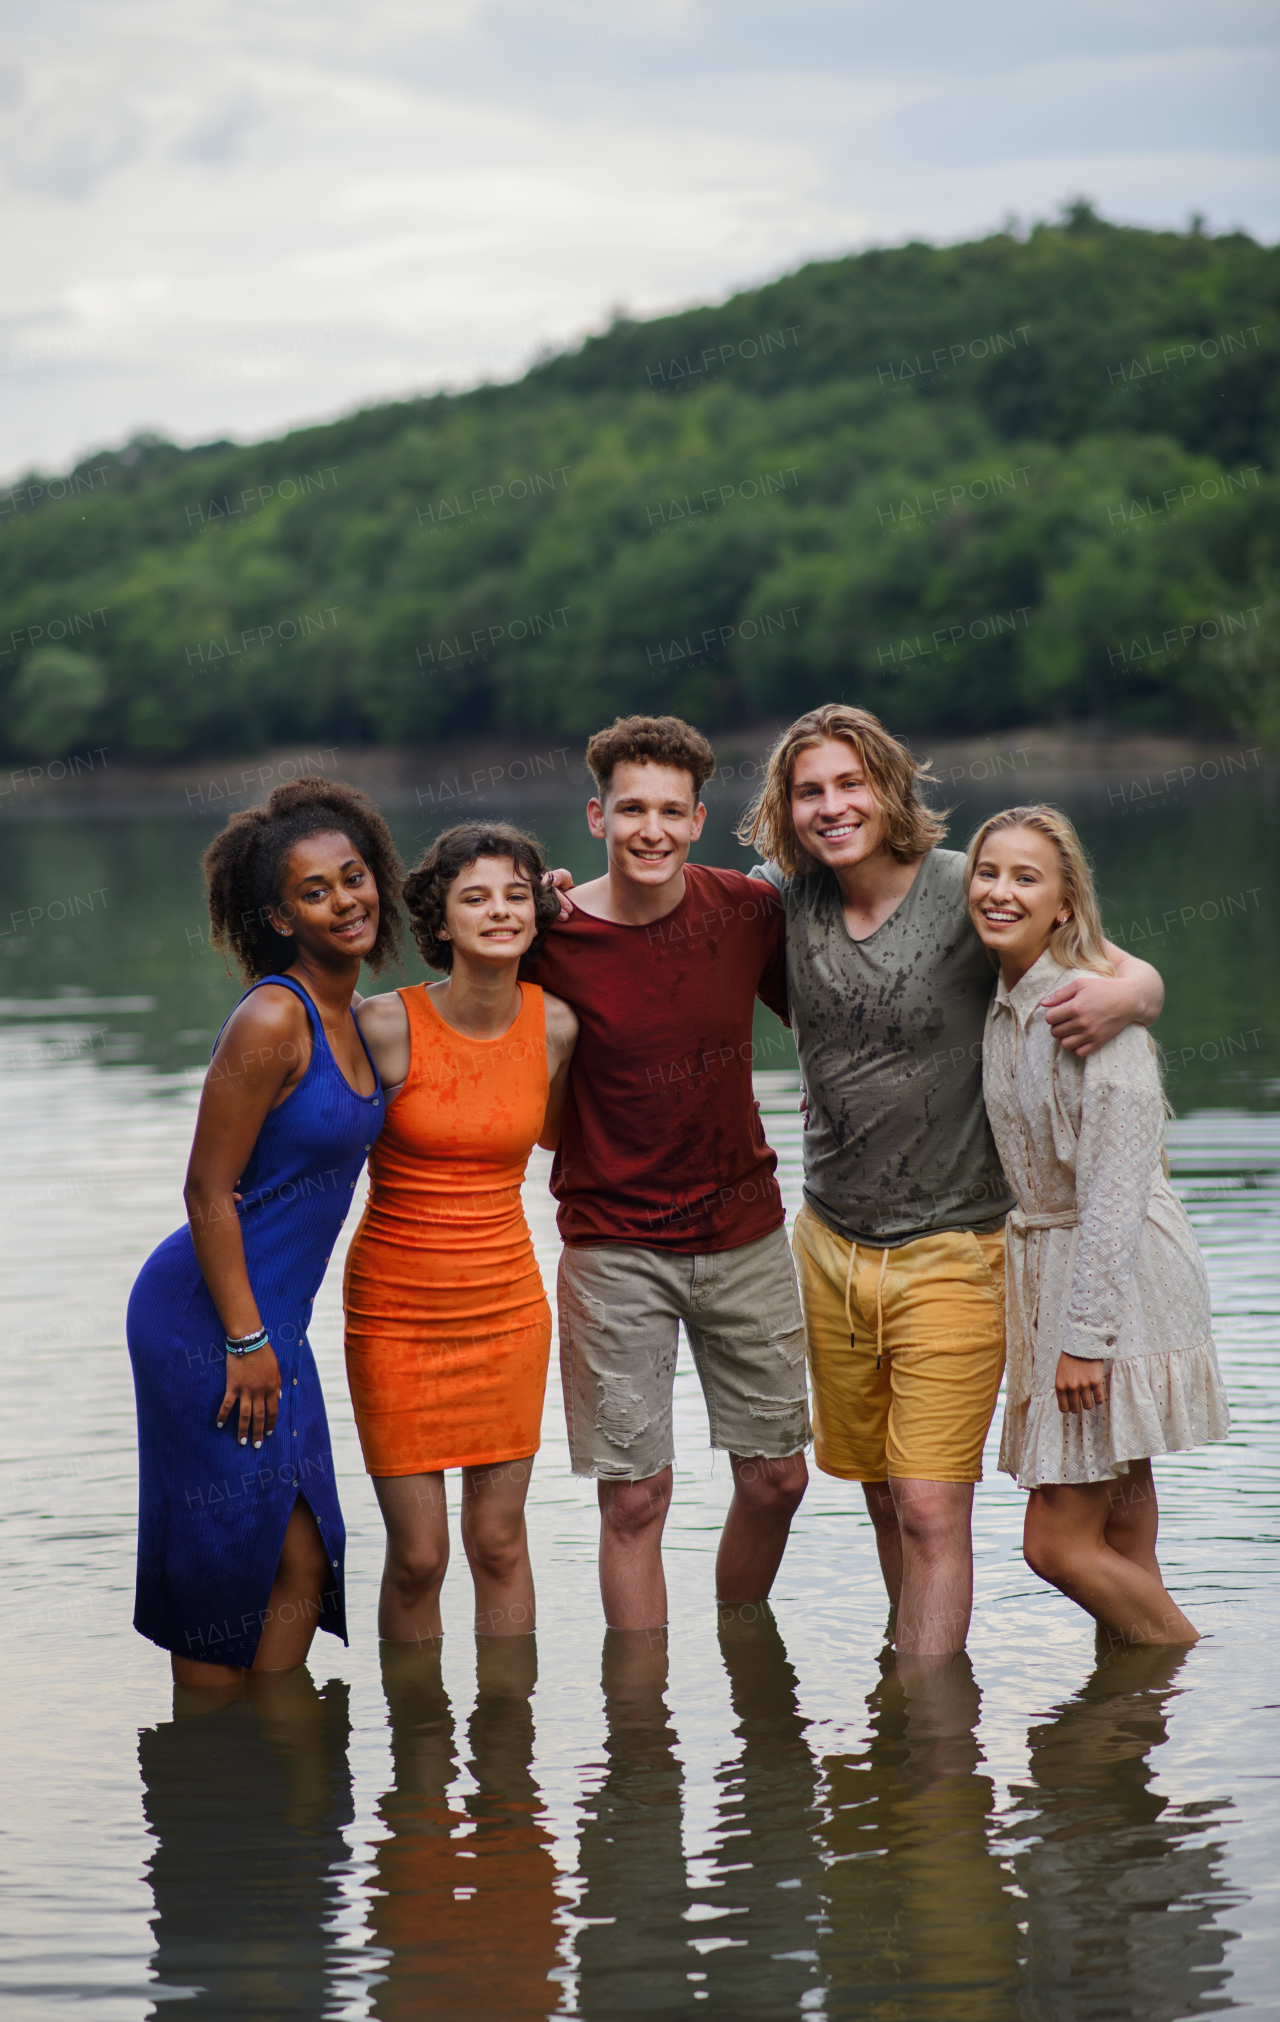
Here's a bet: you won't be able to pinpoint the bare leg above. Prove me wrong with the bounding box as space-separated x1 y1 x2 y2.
476 1630 539 1698
598 1468 673 1631
601 1622 670 1709
716 1450 808 1604
1102 1459 1161 1577
252 1499 332 1671
374 1472 450 1644
171 1655 246 1691
1024 1478 1198 1645
170 1499 329 1687
462 1457 537 1636
894 1648 984 1783
891 1478 975 1657
862 1478 903 1607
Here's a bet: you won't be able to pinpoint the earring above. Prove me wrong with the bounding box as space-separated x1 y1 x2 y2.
279 926 292 936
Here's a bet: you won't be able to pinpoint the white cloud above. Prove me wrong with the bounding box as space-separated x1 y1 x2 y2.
1 0 1275 475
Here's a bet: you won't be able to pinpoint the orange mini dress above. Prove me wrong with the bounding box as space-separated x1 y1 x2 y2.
343 982 552 1475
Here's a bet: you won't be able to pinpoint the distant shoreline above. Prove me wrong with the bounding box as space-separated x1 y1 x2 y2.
0 723 1272 821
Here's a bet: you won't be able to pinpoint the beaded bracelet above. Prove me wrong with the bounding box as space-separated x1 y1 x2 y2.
225 1327 269 1357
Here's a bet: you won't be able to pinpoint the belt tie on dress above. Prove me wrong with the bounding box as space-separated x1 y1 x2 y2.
844 1239 891 1370
1005 1204 1079 1404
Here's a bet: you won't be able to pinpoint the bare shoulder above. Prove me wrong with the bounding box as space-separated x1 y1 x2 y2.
213 980 308 1058
541 989 579 1052
356 989 409 1040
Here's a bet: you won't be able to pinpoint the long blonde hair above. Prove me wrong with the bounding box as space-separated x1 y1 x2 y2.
736 703 947 877
962 804 1115 978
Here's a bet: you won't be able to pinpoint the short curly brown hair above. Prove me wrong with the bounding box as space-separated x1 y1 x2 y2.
403 822 561 973
203 776 405 981
585 714 716 799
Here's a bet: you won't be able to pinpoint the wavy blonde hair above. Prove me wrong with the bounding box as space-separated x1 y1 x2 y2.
963 804 1114 978
736 703 947 877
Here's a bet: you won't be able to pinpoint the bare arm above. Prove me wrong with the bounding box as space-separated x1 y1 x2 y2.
537 991 579 1149
184 987 310 1448
1040 946 1164 1058
355 990 411 1092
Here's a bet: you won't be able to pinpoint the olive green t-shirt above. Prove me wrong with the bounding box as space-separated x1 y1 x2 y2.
752 849 1013 1246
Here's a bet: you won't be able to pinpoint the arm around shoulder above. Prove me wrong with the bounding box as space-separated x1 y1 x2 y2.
1041 946 1164 1057
1106 943 1164 1026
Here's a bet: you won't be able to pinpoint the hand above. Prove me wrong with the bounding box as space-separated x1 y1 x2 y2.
543 867 575 920
1055 1352 1108 1415
1040 974 1138 1057
217 1341 282 1449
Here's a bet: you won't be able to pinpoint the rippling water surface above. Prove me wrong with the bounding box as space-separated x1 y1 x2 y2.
0 772 1277 2019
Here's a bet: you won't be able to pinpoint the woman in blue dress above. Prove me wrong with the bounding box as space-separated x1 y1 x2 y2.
128 778 405 1687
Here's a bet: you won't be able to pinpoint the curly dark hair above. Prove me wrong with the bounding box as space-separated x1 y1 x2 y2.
403 822 560 973
202 776 406 981
585 714 716 798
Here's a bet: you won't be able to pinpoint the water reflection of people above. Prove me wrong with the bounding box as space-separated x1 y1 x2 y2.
369 1636 560 2020
821 1647 1020 2021
575 1628 690 2016
1010 1643 1236 2019
694 1603 824 2014
139 1671 353 2016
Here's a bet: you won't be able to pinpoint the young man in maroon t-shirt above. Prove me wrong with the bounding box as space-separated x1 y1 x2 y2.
528 716 810 1630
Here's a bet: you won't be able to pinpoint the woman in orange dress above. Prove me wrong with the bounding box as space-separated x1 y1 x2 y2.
346 822 577 1643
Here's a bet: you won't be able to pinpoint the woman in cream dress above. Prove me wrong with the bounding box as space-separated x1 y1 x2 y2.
966 805 1228 1646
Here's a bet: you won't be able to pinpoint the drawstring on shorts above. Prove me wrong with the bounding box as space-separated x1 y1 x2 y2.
844 1239 891 1369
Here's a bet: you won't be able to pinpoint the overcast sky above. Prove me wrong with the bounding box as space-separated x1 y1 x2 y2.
3 0 1277 478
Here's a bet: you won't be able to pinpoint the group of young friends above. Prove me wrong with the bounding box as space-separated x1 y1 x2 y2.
126 704 1230 1691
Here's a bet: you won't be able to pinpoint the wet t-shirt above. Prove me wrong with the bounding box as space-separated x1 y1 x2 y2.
753 849 1012 1246
527 863 788 1252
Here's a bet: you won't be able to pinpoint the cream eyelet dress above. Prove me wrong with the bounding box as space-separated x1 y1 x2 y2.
982 950 1229 1488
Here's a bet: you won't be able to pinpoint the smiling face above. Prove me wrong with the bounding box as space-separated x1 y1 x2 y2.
968 825 1071 984
440 854 538 968
788 738 888 872
272 829 380 967
588 760 706 890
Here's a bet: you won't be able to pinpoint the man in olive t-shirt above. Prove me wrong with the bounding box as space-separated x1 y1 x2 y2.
745 704 1164 1658
753 845 1014 1245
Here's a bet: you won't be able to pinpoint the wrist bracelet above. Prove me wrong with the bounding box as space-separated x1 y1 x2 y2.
226 1327 268 1357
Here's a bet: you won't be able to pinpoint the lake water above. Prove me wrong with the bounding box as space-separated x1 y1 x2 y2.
0 762 1276 2020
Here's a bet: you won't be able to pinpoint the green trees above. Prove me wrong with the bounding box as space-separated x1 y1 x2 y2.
1 209 1276 761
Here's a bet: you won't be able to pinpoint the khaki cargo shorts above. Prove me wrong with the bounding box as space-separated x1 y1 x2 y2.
557 1225 812 1481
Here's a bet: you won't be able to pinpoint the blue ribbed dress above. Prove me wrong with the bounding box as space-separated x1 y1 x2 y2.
127 974 384 1668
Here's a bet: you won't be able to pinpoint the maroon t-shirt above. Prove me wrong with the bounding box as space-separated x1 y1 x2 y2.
527 863 789 1252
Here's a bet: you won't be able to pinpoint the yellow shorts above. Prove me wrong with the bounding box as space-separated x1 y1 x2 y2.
791 1204 1006 1483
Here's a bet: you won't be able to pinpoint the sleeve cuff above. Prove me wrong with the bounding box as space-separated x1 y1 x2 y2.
1063 1319 1118 1362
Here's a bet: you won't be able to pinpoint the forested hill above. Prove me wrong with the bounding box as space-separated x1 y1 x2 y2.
3 204 1278 764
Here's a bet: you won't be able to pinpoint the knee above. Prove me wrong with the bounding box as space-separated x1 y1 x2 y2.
465 1517 525 1586
387 1542 448 1599
734 1452 808 1518
600 1477 670 1545
894 1490 950 1553
1022 1514 1070 1587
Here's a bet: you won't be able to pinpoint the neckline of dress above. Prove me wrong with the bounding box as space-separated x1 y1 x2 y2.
263 973 383 1103
417 979 527 1048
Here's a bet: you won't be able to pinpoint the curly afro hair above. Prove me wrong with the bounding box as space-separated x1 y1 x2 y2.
403 822 560 974
202 776 406 981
